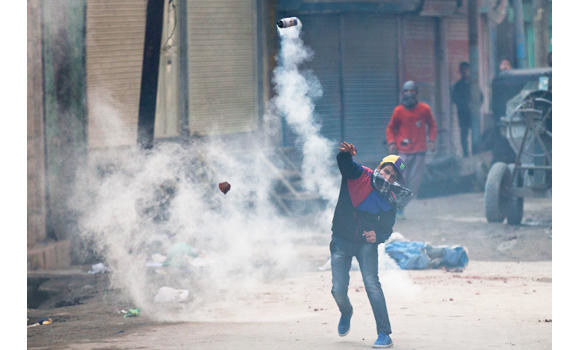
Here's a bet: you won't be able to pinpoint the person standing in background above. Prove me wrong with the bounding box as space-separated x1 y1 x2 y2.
452 62 474 158
386 81 437 218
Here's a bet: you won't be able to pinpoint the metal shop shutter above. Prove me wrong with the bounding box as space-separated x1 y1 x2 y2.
283 14 342 149
446 16 468 84
186 0 258 136
401 17 437 107
342 14 398 167
86 0 147 148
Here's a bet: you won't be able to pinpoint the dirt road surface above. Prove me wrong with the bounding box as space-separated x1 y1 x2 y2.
27 192 552 349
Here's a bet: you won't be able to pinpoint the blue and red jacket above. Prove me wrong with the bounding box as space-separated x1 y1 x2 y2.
331 151 396 244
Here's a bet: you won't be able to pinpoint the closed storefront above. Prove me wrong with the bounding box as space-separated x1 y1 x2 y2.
342 14 398 166
400 16 437 110
284 15 342 149
86 0 147 148
86 0 260 145
446 16 468 85
186 0 259 136
282 13 399 166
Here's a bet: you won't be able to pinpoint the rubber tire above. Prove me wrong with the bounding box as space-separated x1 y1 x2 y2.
506 164 524 225
484 162 510 223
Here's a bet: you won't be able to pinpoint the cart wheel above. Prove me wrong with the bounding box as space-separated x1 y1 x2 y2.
484 162 510 222
506 164 524 225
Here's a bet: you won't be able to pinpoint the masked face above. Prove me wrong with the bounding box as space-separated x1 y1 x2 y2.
372 169 392 196
401 82 418 108
372 164 413 207
372 164 399 196
379 164 398 184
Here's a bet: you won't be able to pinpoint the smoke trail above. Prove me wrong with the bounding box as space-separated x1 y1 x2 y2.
273 21 339 211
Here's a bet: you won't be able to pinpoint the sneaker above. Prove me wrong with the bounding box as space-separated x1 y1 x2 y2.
372 333 393 348
338 311 352 337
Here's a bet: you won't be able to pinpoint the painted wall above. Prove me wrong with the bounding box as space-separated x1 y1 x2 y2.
27 0 47 247
41 0 88 241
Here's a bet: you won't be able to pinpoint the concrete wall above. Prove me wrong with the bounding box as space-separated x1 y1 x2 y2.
28 0 87 270
27 0 47 248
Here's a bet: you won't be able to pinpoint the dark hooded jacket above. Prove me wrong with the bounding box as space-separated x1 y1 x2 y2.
331 151 396 245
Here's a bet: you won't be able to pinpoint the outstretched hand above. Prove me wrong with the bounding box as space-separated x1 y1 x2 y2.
339 141 357 156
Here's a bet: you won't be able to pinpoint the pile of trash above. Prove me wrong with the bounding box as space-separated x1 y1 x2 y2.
318 232 469 272
385 240 468 271
90 241 204 309
145 242 201 269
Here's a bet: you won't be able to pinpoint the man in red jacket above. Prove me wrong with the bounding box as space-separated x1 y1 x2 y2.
385 81 437 217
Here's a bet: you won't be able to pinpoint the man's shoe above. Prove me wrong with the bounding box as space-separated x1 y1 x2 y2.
372 333 393 348
338 312 352 337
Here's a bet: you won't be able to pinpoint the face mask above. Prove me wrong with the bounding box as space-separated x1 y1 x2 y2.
372 169 392 195
372 169 414 208
388 181 413 208
401 91 418 108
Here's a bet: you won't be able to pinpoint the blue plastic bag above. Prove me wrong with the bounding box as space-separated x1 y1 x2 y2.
385 241 468 270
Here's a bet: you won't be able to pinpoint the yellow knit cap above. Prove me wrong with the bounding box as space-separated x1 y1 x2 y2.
378 154 406 173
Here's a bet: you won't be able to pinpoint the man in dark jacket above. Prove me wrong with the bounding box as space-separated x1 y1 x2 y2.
330 141 410 348
452 62 474 157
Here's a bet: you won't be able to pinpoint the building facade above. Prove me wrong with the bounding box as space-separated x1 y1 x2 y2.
27 0 552 269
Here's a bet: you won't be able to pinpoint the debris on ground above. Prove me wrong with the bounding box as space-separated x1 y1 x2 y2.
27 318 53 328
384 237 469 270
153 286 190 303
163 242 198 268
120 308 140 318
88 263 108 274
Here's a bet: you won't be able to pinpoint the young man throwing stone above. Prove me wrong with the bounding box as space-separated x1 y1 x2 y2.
330 141 410 348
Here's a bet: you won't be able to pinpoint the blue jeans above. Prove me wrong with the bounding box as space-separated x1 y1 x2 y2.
330 238 392 335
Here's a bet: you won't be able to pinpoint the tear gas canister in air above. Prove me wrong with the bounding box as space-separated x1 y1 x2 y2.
277 17 299 28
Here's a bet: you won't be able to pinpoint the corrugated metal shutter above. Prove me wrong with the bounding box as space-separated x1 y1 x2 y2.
446 16 468 84
342 14 399 166
445 16 468 157
186 0 258 136
28 0 46 244
86 0 147 148
283 14 342 148
402 17 437 107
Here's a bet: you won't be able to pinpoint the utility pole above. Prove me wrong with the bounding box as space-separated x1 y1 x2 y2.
177 0 190 139
137 0 165 149
467 0 481 153
513 0 527 68
533 0 548 67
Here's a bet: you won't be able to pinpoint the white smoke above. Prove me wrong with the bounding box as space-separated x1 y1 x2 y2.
69 17 413 323
272 20 339 227
72 138 320 321
71 26 340 317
